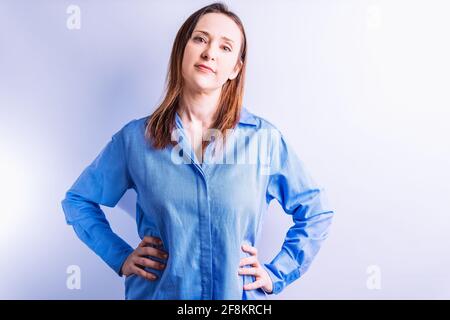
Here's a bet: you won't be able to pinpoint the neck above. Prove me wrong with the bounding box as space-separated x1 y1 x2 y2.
177 86 222 130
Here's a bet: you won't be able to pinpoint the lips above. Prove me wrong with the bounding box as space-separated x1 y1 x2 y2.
196 64 215 73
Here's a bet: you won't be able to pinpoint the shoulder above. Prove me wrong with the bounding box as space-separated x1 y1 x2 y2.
112 116 149 145
243 109 299 164
241 107 281 132
118 116 148 134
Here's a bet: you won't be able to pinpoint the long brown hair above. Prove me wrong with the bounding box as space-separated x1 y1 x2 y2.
145 2 248 152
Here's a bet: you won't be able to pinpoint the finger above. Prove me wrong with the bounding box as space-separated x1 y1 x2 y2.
241 244 258 256
239 256 259 267
139 246 169 260
238 267 260 276
135 257 166 271
139 236 163 247
132 266 157 281
243 279 265 291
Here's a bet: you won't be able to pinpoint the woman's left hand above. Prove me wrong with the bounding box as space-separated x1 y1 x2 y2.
238 244 273 293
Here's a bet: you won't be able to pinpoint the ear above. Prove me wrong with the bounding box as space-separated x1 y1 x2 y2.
228 59 243 81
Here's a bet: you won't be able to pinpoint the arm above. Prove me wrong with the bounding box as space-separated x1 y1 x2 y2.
262 130 335 295
61 128 135 276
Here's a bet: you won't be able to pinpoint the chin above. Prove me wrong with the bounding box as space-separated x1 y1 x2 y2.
190 79 217 92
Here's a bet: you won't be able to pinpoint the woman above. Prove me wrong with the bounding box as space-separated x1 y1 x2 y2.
61 2 334 300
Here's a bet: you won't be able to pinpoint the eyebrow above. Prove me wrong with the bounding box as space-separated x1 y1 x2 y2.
193 30 234 43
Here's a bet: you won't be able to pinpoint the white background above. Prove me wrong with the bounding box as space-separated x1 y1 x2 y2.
0 0 449 299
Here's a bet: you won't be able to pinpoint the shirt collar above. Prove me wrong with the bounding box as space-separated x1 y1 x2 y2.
238 107 258 126
175 107 258 129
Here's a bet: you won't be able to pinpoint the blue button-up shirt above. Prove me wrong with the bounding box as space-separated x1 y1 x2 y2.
61 107 334 300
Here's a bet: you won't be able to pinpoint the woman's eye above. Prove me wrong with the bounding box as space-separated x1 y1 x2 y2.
193 36 231 52
194 36 206 43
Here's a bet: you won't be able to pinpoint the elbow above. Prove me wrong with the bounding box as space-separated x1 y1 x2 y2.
61 190 78 210
61 190 76 225
60 190 97 225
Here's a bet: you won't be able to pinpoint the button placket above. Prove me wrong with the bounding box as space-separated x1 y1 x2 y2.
174 113 213 299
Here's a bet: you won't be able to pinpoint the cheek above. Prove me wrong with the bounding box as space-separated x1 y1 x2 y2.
181 55 195 81
217 60 237 79
182 45 196 66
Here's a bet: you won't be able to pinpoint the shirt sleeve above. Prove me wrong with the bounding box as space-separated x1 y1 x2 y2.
61 128 135 277
262 130 335 295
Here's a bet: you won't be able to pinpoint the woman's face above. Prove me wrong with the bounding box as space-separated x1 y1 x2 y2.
181 13 243 93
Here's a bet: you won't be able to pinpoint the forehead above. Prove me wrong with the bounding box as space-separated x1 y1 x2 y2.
194 13 242 44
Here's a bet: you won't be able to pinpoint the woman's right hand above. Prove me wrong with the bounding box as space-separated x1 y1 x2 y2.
120 236 168 281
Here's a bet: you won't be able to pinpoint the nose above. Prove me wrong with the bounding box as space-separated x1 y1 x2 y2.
201 44 218 61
